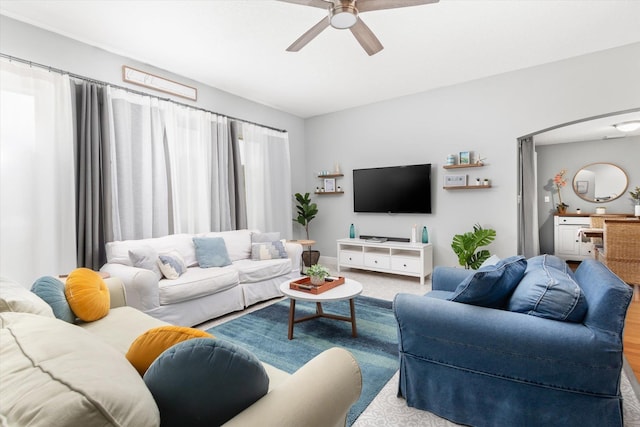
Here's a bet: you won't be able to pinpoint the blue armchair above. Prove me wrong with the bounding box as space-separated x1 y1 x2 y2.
394 259 632 427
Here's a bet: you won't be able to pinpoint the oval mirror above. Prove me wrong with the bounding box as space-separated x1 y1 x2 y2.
572 162 628 203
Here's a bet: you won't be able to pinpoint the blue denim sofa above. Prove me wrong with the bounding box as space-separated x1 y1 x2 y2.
394 258 632 427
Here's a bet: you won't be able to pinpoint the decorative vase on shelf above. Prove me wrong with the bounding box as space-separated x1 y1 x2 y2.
349 223 355 239
422 226 429 243
635 204 640 217
557 205 568 214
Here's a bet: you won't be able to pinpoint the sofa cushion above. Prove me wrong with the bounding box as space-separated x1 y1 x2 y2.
526 254 577 280
126 326 214 375
106 233 198 268
129 246 163 280
65 268 111 322
252 231 281 243
0 312 159 427
158 266 239 305
0 278 54 318
448 255 527 308
251 241 288 260
144 337 269 427
193 237 232 268
157 251 187 280
30 276 75 323
508 254 588 322
234 258 293 283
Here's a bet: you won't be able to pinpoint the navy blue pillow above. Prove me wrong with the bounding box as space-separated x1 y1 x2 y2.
193 237 232 268
508 254 588 322
144 338 269 427
448 255 527 308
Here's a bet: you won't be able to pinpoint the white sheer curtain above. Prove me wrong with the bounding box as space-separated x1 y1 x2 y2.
0 60 76 286
164 105 232 233
106 87 170 240
241 124 292 238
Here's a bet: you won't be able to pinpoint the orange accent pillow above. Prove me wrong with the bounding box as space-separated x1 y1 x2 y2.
64 268 110 322
126 326 214 376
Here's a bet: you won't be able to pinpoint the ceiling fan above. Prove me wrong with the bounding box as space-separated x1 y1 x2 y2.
279 0 439 56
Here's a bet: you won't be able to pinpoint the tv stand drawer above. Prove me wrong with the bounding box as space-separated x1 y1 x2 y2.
364 253 391 269
391 257 420 274
339 251 363 266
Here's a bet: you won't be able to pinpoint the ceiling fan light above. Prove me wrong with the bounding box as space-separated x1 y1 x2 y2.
613 121 640 132
330 6 358 29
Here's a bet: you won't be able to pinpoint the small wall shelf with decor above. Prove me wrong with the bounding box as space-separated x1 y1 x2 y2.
315 173 344 195
443 164 485 170
442 164 492 190
443 185 492 190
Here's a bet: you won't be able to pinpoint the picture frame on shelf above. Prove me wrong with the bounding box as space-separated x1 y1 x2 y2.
444 174 467 187
459 151 471 165
576 180 588 194
324 178 336 192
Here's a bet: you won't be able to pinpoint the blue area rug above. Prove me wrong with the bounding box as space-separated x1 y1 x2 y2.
207 295 398 426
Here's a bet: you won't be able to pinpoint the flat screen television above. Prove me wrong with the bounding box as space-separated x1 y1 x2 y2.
353 163 431 213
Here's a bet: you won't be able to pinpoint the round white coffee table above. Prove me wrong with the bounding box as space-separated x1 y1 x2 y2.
279 278 363 340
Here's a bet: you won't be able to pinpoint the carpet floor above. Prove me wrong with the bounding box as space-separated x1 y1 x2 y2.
206 295 398 426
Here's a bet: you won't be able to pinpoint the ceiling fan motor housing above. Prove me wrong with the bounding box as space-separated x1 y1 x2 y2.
330 1 358 29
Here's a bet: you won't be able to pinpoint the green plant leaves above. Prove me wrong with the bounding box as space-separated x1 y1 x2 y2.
451 224 496 269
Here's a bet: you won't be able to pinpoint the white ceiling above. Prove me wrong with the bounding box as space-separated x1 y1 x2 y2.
1 0 640 120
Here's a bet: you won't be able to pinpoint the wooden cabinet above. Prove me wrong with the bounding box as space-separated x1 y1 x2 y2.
336 238 433 285
553 215 594 261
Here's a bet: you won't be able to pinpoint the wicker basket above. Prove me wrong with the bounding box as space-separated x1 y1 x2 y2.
600 219 640 286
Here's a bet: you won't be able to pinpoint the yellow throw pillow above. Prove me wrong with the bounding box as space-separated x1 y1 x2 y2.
64 268 110 322
126 326 214 376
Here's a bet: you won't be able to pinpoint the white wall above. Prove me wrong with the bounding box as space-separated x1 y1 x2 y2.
0 15 308 200
304 43 640 266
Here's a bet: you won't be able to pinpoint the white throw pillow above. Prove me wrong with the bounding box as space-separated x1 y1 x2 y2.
157 251 187 280
0 312 160 427
0 278 54 318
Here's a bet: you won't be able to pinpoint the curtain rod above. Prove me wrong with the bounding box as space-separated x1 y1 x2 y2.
0 52 287 134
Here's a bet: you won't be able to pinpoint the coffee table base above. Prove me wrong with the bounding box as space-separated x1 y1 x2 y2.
287 299 358 340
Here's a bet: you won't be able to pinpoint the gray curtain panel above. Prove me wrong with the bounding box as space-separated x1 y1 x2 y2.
230 121 247 230
518 136 539 257
72 81 110 270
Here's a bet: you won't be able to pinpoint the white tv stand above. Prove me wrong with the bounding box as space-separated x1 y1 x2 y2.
336 238 433 285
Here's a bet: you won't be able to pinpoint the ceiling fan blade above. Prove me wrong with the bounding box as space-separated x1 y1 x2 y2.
350 17 383 56
278 0 332 9
357 0 439 13
286 17 331 52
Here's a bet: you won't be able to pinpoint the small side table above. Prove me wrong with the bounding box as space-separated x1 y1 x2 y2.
288 239 316 272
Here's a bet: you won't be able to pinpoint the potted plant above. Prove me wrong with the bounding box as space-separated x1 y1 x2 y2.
451 223 497 269
630 186 640 216
306 264 330 285
293 192 320 266
553 169 569 214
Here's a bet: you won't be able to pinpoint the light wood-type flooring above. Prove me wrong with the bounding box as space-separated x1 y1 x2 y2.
625 298 640 380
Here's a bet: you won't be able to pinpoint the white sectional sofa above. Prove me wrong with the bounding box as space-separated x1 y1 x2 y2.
100 230 302 326
0 277 362 427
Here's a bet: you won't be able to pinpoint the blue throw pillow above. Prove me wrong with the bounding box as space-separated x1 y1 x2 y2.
143 338 269 427
508 254 588 322
31 276 76 323
448 255 527 308
193 237 232 268
525 254 577 280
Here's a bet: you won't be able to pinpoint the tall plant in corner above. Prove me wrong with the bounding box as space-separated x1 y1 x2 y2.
451 223 496 269
293 192 318 240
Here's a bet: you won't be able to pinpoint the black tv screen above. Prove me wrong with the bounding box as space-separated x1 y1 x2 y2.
353 164 431 213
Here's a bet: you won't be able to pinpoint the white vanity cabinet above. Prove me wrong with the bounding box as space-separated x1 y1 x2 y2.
553 215 594 261
337 238 433 284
